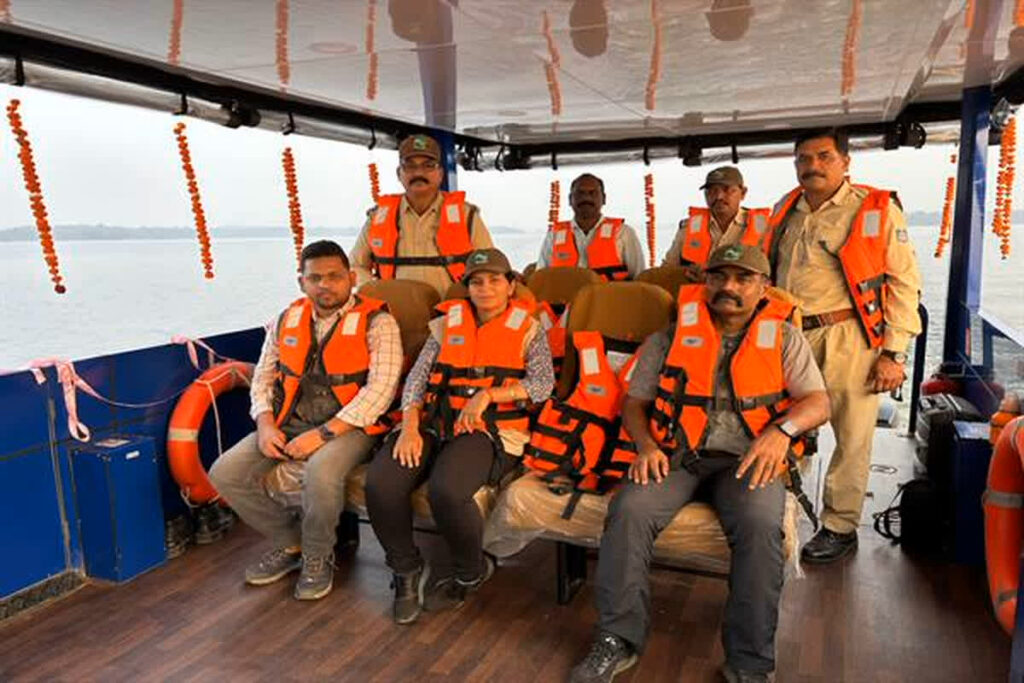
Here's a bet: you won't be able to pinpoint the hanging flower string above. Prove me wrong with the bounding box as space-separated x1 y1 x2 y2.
644 172 656 267
840 0 863 99
366 0 379 100
173 122 215 279
168 0 184 65
993 116 1016 259
6 99 66 294
282 147 305 271
1017 0 1024 27
548 179 561 231
368 161 381 203
935 153 956 258
276 0 291 90
541 10 563 117
1 0 11 22
644 0 662 112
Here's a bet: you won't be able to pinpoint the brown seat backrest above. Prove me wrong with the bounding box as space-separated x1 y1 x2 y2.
766 285 803 330
522 262 538 279
359 279 441 363
636 266 699 301
527 266 601 307
443 281 537 307
557 281 674 399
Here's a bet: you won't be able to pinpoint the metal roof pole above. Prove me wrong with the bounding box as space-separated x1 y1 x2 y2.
413 1 457 191
942 0 1002 366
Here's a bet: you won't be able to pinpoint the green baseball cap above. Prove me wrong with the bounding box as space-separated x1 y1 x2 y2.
700 165 745 189
398 134 441 162
462 248 513 282
705 243 770 276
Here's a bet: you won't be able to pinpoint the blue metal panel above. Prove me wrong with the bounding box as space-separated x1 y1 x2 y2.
943 85 990 365
0 448 67 598
70 436 166 582
0 369 53 454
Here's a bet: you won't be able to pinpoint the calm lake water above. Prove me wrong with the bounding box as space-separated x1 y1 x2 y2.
1 227 1022 392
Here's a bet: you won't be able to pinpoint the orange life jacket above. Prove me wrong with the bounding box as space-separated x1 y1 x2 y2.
367 191 475 283
424 298 535 443
679 207 772 266
536 301 570 378
523 330 639 517
649 285 800 454
767 185 892 348
273 294 390 434
548 217 630 282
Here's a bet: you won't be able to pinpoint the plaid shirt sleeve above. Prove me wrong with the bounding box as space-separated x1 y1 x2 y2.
336 311 404 427
248 317 279 420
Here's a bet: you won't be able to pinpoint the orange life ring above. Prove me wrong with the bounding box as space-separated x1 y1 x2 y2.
984 415 1024 635
167 361 253 505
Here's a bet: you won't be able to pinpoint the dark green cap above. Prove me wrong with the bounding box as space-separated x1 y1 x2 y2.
705 243 770 276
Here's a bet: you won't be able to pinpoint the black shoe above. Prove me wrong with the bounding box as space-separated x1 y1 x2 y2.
568 631 638 683
801 527 858 564
721 663 773 682
391 562 431 625
423 554 496 612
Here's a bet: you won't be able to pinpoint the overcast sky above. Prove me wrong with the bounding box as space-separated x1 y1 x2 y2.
0 83 1007 236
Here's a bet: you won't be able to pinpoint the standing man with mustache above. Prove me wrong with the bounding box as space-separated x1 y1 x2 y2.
350 133 494 298
766 128 922 564
537 173 646 281
569 244 830 683
663 166 773 283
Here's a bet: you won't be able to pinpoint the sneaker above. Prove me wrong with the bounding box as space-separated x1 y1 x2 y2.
721 663 773 683
423 554 496 612
800 527 858 564
294 554 335 600
568 631 638 683
391 562 431 625
244 547 302 586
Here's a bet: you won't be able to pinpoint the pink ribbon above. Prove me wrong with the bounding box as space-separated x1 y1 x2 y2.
26 358 94 442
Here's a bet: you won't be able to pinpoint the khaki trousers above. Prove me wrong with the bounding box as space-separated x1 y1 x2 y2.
804 318 881 534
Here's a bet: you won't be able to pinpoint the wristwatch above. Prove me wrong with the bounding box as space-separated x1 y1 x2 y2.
881 350 908 364
773 419 801 440
317 424 337 441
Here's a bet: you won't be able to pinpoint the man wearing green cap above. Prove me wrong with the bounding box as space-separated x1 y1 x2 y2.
350 133 494 298
663 166 773 282
570 244 830 683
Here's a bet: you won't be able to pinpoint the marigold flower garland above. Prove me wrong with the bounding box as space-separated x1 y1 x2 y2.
541 10 562 117
168 0 184 65
282 147 305 271
548 179 561 231
644 173 656 267
173 122 215 279
366 0 379 100
840 0 862 99
7 99 66 293
276 0 291 90
368 161 381 202
935 153 956 258
994 116 1016 258
1 0 11 22
645 0 662 112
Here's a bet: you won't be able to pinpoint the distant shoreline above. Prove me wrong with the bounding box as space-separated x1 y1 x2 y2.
0 224 527 242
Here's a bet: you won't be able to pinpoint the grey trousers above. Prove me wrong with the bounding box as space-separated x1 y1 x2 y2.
209 430 378 558
594 455 786 674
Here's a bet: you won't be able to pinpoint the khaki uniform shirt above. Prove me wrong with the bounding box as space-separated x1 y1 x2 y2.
662 208 749 267
350 192 494 298
772 181 922 352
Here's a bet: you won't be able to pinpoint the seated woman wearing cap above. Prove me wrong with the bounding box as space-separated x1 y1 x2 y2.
364 248 555 624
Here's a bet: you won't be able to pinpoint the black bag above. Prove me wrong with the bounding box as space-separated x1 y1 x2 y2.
916 394 984 491
873 479 951 557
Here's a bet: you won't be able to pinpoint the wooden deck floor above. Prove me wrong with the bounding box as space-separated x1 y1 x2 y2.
0 424 1011 682
0 520 1009 683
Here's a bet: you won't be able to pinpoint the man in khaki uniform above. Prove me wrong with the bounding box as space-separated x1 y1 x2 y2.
768 128 921 563
350 134 494 298
663 166 769 282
